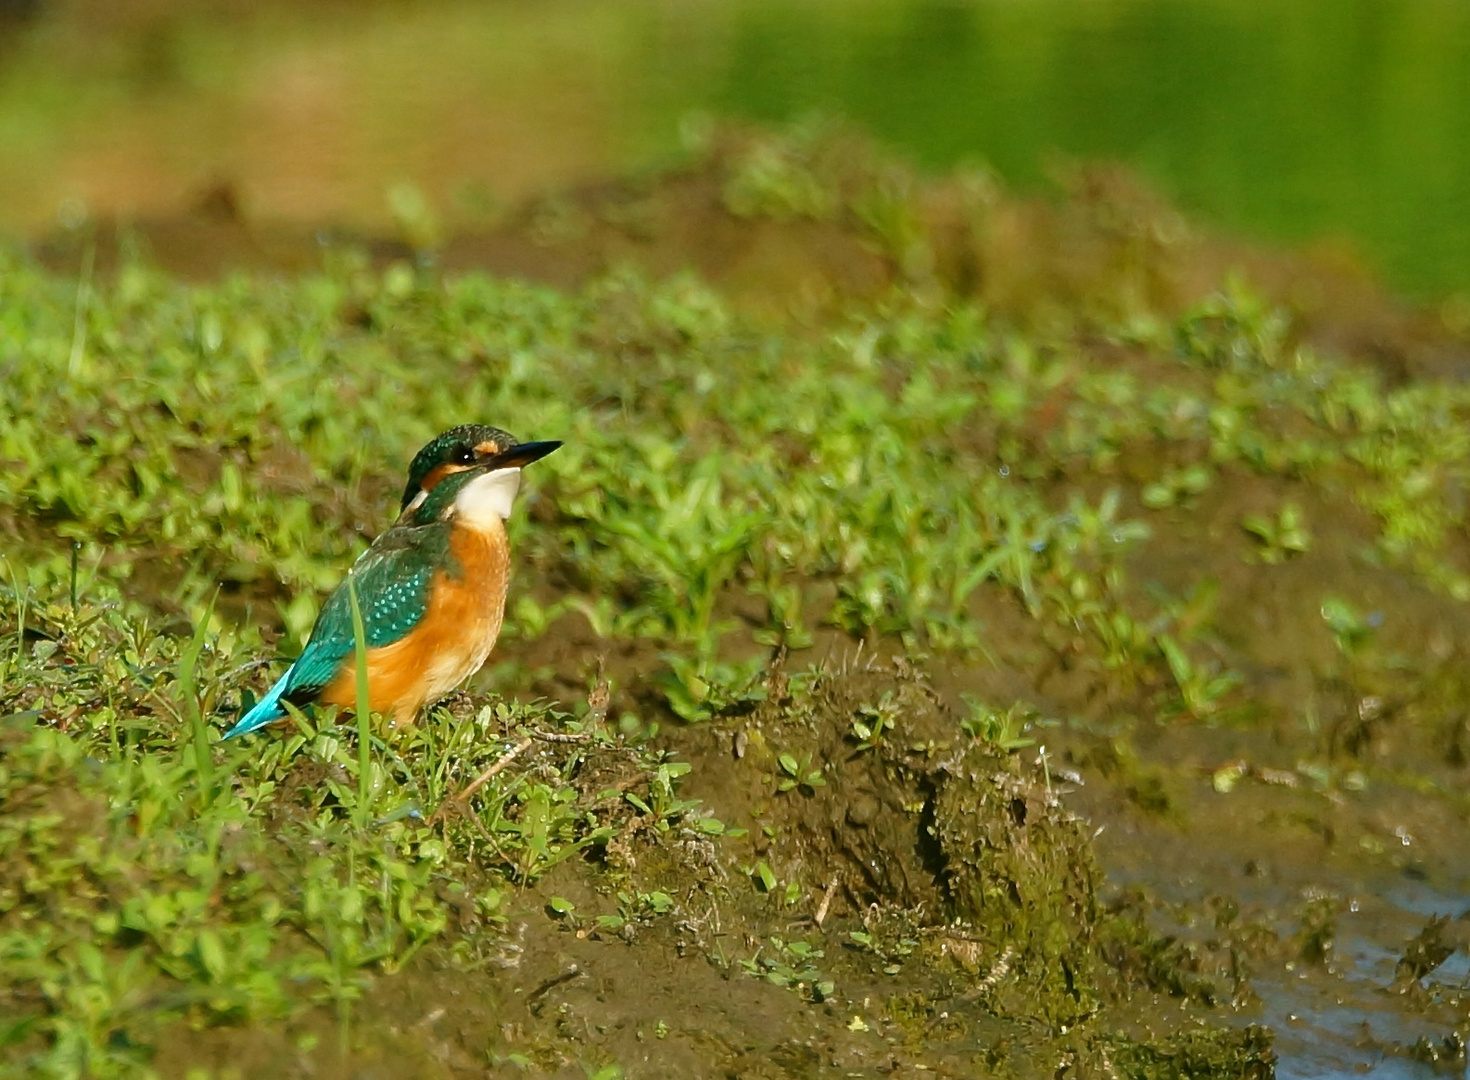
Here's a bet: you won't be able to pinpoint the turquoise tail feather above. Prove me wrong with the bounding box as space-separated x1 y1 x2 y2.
223 666 294 739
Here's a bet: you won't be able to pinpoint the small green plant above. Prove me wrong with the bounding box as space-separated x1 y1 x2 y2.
1320 596 1379 658
845 928 919 975
960 696 1036 750
1141 463 1213 509
720 123 839 222
1156 633 1242 721
1242 502 1311 563
740 937 835 1002
656 653 764 723
776 751 826 794
850 691 899 751
594 889 677 933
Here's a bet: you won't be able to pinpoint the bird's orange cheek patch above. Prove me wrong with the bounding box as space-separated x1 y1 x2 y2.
419 462 471 493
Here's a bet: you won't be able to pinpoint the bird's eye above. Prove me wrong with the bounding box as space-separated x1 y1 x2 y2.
455 447 475 464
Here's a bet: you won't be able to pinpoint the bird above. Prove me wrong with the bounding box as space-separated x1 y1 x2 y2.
223 425 561 739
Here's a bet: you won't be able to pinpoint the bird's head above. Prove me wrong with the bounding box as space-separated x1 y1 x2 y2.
400 424 518 514
400 426 560 526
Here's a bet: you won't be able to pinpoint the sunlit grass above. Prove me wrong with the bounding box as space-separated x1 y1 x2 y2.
7 126 1470 1075
0 587 713 1075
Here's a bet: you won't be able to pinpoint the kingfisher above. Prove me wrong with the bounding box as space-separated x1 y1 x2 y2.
223 425 560 738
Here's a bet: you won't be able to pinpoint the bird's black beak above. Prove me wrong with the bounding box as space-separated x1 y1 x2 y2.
483 440 562 470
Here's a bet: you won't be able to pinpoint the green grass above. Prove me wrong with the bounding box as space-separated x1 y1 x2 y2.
0 592 710 1075
7 126 1470 1076
7 234 1470 721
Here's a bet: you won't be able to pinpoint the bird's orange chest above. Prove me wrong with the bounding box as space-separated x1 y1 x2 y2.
428 522 512 649
323 520 511 723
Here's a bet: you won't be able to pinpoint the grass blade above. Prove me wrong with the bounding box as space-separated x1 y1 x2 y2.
2 556 25 677
347 575 373 828
180 589 217 802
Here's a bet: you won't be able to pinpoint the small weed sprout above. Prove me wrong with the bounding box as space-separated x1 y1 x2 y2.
1141 463 1213 509
1321 596 1380 659
1156 633 1242 721
776 751 826 794
740 937 836 1002
1242 502 1311 563
851 691 899 751
961 696 1036 751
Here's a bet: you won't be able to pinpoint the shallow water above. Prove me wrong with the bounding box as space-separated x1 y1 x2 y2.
1086 755 1470 1079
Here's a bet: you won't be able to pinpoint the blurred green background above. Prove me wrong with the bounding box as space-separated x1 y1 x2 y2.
3 0 1468 297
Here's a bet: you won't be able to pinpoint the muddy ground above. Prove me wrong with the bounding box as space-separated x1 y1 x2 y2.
18 132 1470 1078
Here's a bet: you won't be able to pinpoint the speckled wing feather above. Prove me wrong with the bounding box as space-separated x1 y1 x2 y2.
224 522 452 738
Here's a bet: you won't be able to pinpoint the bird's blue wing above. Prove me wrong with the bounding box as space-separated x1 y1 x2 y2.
223 524 447 739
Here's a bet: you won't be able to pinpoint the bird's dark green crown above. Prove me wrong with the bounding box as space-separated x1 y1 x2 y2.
399 424 520 512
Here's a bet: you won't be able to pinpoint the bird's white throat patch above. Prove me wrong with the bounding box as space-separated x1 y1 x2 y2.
454 467 522 525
